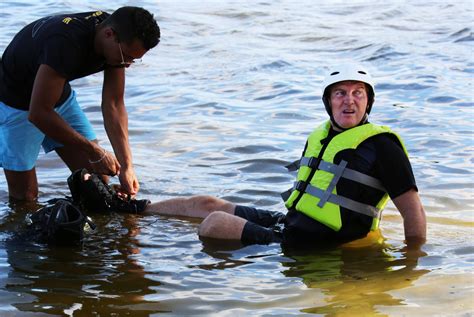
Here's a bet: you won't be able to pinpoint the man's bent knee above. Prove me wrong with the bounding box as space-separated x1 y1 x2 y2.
191 195 235 214
198 211 221 237
198 211 245 240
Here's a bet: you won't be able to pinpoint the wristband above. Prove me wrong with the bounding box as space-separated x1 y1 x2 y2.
88 149 107 164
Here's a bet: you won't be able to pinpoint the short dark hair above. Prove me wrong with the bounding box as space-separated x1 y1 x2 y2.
104 6 160 50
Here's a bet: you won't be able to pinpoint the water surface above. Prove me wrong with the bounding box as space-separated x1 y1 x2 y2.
0 0 473 316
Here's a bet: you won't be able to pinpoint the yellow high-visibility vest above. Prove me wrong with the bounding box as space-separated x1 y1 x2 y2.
285 121 408 231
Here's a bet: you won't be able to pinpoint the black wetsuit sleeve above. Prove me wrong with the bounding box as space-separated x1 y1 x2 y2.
373 134 418 199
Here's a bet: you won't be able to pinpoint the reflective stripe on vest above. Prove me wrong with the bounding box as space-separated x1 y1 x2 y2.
284 121 408 232
299 157 386 191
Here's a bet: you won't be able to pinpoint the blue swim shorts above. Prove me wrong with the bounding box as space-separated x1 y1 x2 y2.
0 90 96 171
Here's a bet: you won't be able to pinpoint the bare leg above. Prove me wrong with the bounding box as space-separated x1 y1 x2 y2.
198 211 247 240
144 195 236 218
4 168 39 201
147 195 246 240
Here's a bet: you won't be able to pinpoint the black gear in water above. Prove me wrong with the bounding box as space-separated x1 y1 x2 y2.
67 168 150 214
26 198 95 245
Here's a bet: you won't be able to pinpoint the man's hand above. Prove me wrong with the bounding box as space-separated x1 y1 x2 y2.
117 166 139 196
88 145 121 176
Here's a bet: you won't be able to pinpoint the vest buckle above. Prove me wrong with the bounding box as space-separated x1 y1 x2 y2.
295 181 307 192
307 157 320 169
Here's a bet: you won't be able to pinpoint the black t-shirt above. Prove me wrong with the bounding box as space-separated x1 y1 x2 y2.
0 11 109 110
284 126 418 244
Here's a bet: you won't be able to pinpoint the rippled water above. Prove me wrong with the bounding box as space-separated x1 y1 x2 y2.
1 0 473 316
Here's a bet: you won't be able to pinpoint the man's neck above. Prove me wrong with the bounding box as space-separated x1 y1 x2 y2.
329 114 369 132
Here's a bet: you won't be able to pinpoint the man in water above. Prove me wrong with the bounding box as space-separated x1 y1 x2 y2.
74 63 427 248
0 7 160 201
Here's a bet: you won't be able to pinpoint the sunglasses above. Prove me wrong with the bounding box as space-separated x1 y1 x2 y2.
111 28 142 67
117 41 142 67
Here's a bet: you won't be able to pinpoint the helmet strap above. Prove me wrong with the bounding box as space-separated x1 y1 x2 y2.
329 116 345 132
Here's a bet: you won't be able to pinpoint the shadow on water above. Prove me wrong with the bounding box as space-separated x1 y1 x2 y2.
0 200 164 316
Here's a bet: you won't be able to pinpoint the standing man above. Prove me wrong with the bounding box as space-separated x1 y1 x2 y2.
0 7 160 201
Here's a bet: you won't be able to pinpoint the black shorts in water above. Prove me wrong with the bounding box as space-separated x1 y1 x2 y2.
234 205 286 245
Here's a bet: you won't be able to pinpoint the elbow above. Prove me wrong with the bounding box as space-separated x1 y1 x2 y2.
28 110 41 126
28 106 50 127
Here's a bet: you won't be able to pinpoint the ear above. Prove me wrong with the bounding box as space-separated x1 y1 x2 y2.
104 27 115 39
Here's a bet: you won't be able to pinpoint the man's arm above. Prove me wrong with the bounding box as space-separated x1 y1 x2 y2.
101 66 139 195
29 64 119 175
392 188 427 247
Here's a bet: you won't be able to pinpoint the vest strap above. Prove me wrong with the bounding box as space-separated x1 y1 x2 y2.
280 188 293 201
304 184 381 218
299 157 386 191
285 159 301 172
317 160 347 208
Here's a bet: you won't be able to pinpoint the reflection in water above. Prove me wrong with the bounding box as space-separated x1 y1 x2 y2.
198 231 429 316
198 238 251 270
281 233 429 316
1 201 162 316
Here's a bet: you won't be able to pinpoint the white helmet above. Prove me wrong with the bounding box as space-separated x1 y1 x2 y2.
321 63 375 116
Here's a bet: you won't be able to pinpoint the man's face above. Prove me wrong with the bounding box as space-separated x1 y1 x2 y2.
329 81 368 129
105 28 148 68
115 38 148 67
